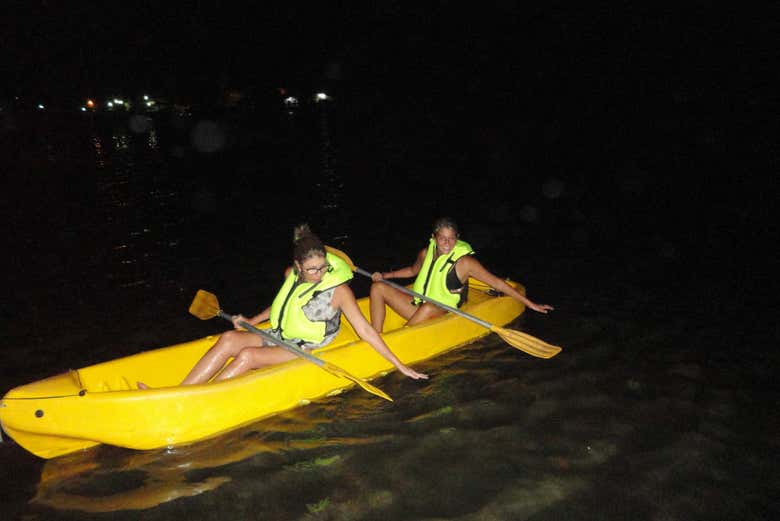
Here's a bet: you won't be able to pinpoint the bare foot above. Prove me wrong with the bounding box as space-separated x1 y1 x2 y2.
137 381 150 390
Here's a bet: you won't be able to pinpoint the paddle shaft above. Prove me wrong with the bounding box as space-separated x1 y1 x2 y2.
215 310 327 369
354 267 492 329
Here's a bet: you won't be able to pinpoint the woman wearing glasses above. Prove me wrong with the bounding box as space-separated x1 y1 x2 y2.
369 217 554 332
168 224 427 386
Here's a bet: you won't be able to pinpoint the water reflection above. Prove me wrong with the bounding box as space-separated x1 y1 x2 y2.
89 122 188 292
27 339 534 517
91 134 105 168
30 405 390 514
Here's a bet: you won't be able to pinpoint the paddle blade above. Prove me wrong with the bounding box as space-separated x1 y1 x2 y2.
189 289 221 321
325 245 357 272
323 362 393 402
490 325 562 359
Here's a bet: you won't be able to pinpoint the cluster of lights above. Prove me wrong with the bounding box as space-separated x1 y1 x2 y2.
24 89 330 113
281 91 332 110
79 95 157 112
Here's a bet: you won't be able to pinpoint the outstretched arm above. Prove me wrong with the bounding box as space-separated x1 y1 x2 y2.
334 285 428 380
459 257 555 313
372 249 427 281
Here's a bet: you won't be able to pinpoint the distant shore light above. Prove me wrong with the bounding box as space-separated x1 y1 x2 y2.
37 103 45 110
315 92 330 102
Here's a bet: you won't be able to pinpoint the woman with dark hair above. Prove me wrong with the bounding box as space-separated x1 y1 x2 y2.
159 225 427 387
369 217 554 332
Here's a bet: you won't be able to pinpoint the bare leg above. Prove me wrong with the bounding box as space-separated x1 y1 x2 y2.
180 330 263 385
213 346 297 381
369 282 419 332
406 302 446 326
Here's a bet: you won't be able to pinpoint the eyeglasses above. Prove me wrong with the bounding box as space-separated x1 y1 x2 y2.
303 263 332 275
434 233 458 243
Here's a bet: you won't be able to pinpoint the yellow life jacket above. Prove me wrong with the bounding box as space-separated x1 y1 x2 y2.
269 252 353 343
412 238 474 307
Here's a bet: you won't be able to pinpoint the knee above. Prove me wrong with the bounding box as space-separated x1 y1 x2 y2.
233 347 258 368
214 330 246 355
370 282 385 299
416 303 444 321
219 330 241 346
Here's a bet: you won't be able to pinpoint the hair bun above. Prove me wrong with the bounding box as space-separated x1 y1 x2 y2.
292 224 325 262
293 223 313 243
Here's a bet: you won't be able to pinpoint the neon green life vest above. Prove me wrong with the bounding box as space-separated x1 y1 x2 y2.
412 238 474 307
269 252 353 343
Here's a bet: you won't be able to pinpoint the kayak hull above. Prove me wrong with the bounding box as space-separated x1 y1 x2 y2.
1 279 524 459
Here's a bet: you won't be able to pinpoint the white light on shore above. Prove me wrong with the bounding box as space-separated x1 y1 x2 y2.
315 92 330 102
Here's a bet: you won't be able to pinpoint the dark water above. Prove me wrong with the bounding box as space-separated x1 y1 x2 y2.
0 94 776 521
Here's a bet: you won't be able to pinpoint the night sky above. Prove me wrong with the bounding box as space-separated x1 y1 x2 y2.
4 3 773 107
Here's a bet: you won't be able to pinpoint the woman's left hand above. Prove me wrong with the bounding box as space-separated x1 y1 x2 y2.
398 364 429 380
529 302 555 314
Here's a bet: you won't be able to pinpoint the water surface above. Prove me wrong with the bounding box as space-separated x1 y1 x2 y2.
0 104 775 520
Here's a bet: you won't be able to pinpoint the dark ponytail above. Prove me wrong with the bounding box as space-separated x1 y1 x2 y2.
292 224 326 263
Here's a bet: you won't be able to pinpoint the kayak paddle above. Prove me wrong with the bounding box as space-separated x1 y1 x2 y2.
326 246 562 359
188 289 393 401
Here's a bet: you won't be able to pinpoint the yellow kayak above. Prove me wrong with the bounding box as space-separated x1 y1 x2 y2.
0 278 524 459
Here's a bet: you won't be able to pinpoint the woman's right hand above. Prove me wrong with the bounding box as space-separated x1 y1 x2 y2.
231 314 248 329
371 271 384 282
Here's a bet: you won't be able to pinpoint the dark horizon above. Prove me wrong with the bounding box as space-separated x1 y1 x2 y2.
4 4 771 107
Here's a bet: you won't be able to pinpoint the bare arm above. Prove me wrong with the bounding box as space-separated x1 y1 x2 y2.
333 285 428 379
230 306 270 329
458 257 555 314
245 307 271 326
372 249 427 281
